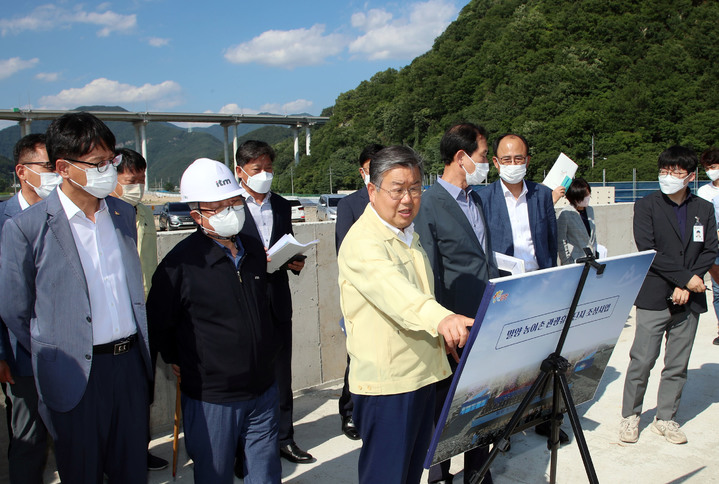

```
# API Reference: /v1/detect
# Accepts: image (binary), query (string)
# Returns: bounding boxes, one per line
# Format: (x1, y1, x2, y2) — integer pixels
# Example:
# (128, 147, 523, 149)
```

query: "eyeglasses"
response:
(497, 155, 528, 165)
(197, 199, 245, 215)
(22, 161, 53, 170)
(659, 169, 688, 178)
(64, 154, 122, 173)
(377, 185, 422, 200)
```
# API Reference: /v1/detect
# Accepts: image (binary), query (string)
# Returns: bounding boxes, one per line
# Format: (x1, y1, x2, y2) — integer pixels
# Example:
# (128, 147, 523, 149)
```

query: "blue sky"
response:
(0, 0, 467, 129)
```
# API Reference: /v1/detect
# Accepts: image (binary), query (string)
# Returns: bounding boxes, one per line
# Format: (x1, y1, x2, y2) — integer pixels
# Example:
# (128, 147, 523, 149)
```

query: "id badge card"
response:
(693, 218, 704, 242)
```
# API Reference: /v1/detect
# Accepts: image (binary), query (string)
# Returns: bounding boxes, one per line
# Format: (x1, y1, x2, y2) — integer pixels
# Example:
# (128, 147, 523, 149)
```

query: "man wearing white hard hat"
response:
(147, 158, 281, 484)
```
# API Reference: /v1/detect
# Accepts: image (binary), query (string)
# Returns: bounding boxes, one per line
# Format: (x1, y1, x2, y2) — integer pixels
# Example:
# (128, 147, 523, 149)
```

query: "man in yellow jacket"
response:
(338, 146, 474, 484)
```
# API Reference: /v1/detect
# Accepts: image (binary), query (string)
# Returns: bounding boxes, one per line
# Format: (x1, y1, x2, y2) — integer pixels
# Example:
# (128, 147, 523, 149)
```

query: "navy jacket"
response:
(478, 180, 558, 270)
(335, 187, 369, 253)
(0, 194, 33, 376)
(241, 193, 297, 324)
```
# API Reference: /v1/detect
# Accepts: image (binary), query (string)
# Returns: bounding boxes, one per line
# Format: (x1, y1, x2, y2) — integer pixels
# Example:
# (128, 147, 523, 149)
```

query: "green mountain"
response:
(271, 0, 719, 194)
(0, 106, 292, 190)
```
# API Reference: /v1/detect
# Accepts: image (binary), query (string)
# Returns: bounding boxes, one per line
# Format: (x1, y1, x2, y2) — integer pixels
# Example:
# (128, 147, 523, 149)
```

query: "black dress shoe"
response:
(535, 421, 569, 444)
(279, 442, 314, 464)
(147, 452, 168, 471)
(341, 416, 361, 440)
(713, 336, 719, 345)
(234, 457, 245, 479)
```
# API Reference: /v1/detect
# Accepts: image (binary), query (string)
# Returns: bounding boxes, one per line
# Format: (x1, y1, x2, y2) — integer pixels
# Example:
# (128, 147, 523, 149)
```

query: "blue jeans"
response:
(182, 384, 281, 484)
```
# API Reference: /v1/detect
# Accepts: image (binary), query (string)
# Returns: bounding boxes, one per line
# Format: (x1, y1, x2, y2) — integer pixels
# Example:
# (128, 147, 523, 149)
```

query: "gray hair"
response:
(370, 146, 424, 188)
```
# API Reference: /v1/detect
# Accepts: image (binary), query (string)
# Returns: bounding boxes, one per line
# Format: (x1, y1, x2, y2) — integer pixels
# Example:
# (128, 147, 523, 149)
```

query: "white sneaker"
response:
(651, 418, 687, 444)
(619, 415, 640, 443)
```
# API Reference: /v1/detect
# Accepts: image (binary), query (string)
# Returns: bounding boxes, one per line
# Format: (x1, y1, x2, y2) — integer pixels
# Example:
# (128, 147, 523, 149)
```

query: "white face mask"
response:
(576, 195, 591, 208)
(461, 151, 489, 185)
(67, 161, 118, 199)
(499, 164, 526, 185)
(361, 168, 371, 186)
(241, 167, 273, 194)
(659, 173, 689, 195)
(706, 169, 719, 182)
(25, 167, 62, 199)
(199, 206, 246, 238)
(118, 183, 144, 206)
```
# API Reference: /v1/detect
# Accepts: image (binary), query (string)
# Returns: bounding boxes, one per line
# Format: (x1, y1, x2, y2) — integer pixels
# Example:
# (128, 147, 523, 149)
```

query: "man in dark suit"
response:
(235, 140, 313, 467)
(0, 133, 58, 483)
(0, 112, 153, 483)
(478, 133, 557, 272)
(334, 143, 383, 441)
(478, 133, 564, 442)
(415, 123, 498, 484)
(620, 146, 717, 445)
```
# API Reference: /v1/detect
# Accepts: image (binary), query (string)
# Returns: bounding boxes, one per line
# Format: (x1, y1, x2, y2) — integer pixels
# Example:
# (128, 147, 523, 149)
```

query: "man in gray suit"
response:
(0, 112, 153, 483)
(0, 133, 59, 483)
(415, 123, 498, 484)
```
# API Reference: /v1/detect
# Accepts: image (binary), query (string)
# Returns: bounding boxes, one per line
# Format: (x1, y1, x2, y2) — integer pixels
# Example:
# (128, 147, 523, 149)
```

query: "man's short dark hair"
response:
(566, 178, 591, 207)
(700, 147, 719, 168)
(440, 123, 488, 165)
(45, 112, 116, 171)
(658, 146, 697, 173)
(13, 133, 47, 166)
(235, 140, 275, 168)
(115, 148, 147, 174)
(370, 146, 424, 187)
(359, 144, 384, 166)
(493, 133, 530, 156)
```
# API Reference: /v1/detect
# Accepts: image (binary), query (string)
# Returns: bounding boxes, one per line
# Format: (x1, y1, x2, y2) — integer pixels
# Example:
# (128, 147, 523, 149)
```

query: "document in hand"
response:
(542, 153, 578, 190)
(267, 234, 319, 273)
(494, 252, 525, 275)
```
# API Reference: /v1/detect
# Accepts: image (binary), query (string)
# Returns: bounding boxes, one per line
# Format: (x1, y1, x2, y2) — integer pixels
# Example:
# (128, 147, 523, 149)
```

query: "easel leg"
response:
(557, 373, 599, 484)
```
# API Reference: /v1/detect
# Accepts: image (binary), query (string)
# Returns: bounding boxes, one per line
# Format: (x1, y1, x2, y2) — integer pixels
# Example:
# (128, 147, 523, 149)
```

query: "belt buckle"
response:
(113, 339, 130, 355)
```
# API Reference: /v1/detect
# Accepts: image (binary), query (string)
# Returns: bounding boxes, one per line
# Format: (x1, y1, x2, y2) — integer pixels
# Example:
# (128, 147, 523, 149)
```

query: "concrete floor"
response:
(1, 306, 718, 483)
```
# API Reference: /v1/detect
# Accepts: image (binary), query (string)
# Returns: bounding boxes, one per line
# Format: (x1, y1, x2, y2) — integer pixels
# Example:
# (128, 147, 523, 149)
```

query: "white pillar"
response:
(293, 127, 300, 165)
(133, 121, 149, 192)
(222, 123, 231, 168)
(305, 124, 311, 156)
(20, 119, 31, 137)
(232, 123, 239, 177)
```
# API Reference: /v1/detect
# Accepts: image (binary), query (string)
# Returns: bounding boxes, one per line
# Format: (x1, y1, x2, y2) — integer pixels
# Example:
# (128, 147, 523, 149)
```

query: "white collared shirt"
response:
(17, 191, 30, 210)
(57, 189, 136, 344)
(500, 180, 539, 272)
(240, 187, 273, 248)
(370, 205, 415, 247)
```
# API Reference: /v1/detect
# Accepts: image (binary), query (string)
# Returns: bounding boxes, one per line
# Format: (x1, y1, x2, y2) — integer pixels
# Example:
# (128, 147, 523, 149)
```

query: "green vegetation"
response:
(270, 0, 719, 192)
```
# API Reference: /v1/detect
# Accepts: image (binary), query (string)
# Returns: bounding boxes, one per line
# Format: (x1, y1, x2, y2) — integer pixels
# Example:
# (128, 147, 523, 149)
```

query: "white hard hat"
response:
(180, 158, 243, 202)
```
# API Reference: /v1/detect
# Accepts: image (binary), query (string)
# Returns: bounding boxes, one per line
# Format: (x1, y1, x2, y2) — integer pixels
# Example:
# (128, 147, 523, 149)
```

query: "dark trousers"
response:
(38, 344, 149, 484)
(275, 320, 294, 445)
(338, 354, 353, 418)
(7, 375, 49, 484)
(429, 355, 492, 484)
(352, 384, 436, 484)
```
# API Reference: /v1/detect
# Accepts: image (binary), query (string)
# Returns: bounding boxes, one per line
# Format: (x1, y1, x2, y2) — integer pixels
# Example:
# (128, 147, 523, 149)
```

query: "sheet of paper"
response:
(494, 252, 525, 275)
(542, 153, 578, 190)
(267, 234, 318, 272)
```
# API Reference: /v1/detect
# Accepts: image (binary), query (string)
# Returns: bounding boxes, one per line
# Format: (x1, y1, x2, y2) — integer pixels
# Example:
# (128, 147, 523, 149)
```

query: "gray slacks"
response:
(622, 308, 699, 421)
(7, 375, 49, 484)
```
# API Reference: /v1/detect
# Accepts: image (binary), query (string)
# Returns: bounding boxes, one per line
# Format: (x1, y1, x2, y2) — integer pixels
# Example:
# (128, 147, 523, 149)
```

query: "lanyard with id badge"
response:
(693, 216, 704, 242)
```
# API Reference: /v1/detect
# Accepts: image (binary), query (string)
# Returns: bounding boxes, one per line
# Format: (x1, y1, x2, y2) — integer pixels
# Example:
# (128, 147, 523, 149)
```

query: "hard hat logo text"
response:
(216, 178, 232, 187)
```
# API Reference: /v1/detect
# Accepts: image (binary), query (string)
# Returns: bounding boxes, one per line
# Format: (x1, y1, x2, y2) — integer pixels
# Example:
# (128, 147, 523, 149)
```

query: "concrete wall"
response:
(149, 203, 636, 433)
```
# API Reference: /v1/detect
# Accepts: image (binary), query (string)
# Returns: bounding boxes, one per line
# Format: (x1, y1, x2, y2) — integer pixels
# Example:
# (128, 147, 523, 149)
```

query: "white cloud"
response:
(0, 4, 136, 37)
(349, 0, 458, 60)
(38, 78, 182, 110)
(260, 99, 313, 114)
(35, 72, 59, 82)
(148, 37, 169, 47)
(224, 24, 345, 69)
(0, 57, 39, 80)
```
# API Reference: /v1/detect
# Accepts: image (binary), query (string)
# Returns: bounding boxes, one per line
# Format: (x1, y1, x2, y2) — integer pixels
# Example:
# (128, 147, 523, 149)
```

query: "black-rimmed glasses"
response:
(497, 155, 528, 165)
(377, 185, 422, 200)
(64, 154, 122, 173)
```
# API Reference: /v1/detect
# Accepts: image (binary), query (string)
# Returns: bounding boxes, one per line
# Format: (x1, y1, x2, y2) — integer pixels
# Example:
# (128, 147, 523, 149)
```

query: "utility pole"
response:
(591, 134, 595, 169)
(329, 166, 333, 193)
(290, 166, 295, 196)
